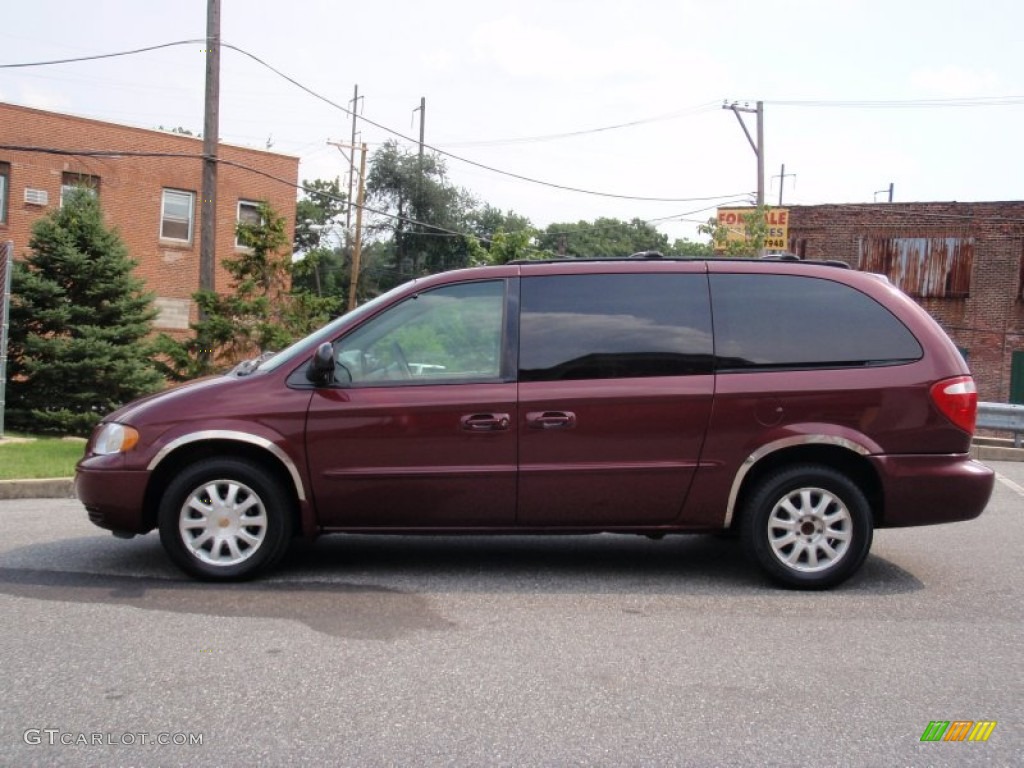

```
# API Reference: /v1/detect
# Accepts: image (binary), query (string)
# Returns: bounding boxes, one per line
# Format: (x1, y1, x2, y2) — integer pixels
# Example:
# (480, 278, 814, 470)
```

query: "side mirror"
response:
(306, 342, 336, 385)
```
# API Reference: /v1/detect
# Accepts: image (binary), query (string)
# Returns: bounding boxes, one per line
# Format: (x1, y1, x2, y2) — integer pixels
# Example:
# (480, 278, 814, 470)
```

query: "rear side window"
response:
(710, 274, 923, 370)
(519, 273, 713, 381)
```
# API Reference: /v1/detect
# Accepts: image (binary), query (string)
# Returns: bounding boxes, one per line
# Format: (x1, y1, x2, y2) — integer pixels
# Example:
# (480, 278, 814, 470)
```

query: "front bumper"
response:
(75, 463, 152, 535)
(870, 454, 995, 528)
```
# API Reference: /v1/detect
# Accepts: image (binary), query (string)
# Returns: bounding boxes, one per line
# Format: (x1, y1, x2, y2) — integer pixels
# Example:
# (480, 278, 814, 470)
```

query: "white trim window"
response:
(236, 199, 262, 247)
(0, 162, 9, 224)
(61, 172, 100, 206)
(161, 189, 195, 243)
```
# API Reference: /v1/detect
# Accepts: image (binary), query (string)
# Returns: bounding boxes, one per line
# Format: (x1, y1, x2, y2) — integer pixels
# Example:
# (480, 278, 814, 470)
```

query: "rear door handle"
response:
(461, 413, 511, 432)
(526, 411, 577, 430)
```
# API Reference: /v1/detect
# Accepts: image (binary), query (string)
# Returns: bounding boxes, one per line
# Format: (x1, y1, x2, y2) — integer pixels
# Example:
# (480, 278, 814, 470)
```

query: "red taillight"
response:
(930, 376, 978, 434)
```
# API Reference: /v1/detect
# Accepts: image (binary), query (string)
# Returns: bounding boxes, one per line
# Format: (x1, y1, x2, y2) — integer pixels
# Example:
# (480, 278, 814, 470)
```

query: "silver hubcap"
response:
(179, 480, 268, 567)
(767, 486, 853, 573)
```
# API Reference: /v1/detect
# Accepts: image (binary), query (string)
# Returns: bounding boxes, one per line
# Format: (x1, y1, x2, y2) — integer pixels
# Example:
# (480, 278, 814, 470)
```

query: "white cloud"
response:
(470, 14, 710, 83)
(909, 65, 1001, 97)
(17, 85, 73, 113)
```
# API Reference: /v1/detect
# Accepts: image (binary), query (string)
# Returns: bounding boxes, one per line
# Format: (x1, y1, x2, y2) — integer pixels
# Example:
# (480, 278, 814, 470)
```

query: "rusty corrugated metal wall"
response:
(858, 235, 974, 298)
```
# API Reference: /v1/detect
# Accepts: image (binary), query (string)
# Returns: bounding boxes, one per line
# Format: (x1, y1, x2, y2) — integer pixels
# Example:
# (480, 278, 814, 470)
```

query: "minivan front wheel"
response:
(741, 465, 873, 589)
(158, 458, 293, 580)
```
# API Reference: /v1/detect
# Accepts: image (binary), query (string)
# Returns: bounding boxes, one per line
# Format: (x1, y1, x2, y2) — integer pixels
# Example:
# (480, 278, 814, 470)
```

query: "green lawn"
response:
(0, 436, 85, 480)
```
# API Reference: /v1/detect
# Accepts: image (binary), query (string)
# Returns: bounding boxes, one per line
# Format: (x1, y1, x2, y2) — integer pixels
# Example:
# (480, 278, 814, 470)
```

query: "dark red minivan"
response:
(76, 258, 995, 588)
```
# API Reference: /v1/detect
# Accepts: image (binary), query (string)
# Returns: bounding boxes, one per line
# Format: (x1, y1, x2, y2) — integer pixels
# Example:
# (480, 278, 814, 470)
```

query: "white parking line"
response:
(996, 473, 1024, 497)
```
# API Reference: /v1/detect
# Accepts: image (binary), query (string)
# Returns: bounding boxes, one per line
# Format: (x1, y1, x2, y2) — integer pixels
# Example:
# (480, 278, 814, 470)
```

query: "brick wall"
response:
(0, 102, 299, 331)
(788, 202, 1024, 402)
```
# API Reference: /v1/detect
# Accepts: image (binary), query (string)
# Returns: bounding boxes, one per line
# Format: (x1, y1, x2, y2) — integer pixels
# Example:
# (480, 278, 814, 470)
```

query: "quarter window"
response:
(710, 274, 923, 370)
(334, 280, 506, 385)
(161, 189, 194, 242)
(519, 273, 714, 381)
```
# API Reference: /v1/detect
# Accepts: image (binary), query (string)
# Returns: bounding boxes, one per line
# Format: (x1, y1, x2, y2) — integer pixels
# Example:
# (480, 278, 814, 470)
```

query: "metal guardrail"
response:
(977, 402, 1024, 448)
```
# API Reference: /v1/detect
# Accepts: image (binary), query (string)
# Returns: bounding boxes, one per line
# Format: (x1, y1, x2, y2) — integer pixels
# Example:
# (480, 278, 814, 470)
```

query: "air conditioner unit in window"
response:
(24, 188, 49, 206)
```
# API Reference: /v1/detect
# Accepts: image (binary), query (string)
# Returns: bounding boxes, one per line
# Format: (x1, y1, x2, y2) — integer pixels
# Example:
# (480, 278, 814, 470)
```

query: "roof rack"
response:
(506, 255, 851, 269)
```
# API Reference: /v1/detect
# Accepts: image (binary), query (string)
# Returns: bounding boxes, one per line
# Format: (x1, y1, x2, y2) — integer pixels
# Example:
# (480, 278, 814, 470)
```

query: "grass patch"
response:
(0, 436, 85, 480)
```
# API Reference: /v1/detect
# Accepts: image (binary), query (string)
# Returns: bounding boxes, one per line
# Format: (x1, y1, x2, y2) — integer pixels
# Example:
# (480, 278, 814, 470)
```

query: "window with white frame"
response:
(236, 199, 262, 247)
(61, 172, 100, 206)
(161, 189, 194, 243)
(0, 162, 9, 224)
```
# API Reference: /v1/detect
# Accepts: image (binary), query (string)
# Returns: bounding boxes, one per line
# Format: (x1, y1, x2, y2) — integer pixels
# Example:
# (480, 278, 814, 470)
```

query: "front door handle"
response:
(461, 413, 511, 432)
(526, 411, 577, 430)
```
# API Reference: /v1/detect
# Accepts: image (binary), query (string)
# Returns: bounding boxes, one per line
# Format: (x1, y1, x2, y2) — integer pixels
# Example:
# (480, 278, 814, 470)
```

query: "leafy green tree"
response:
(697, 205, 770, 256)
(536, 217, 674, 258)
(366, 140, 477, 276)
(6, 189, 162, 434)
(292, 178, 347, 310)
(465, 205, 537, 264)
(154, 201, 335, 380)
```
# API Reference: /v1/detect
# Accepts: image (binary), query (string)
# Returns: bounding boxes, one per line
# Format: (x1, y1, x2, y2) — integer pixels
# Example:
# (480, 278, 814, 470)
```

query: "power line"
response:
(436, 103, 721, 148)
(765, 96, 1024, 108)
(215, 42, 747, 203)
(0, 40, 206, 68)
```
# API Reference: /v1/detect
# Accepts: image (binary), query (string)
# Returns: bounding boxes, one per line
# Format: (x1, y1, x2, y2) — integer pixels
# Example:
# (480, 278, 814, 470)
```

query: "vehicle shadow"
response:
(280, 533, 925, 596)
(0, 532, 924, 639)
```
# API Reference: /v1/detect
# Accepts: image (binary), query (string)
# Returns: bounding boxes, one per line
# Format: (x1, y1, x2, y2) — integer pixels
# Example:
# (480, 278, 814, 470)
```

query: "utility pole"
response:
(200, 0, 220, 298)
(723, 100, 764, 206)
(0, 241, 13, 438)
(874, 183, 894, 203)
(413, 97, 426, 163)
(773, 163, 796, 206)
(348, 143, 368, 312)
(345, 85, 363, 231)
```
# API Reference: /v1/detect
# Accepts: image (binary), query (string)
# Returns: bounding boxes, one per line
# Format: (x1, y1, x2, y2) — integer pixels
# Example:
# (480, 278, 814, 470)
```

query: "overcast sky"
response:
(2, 0, 1021, 243)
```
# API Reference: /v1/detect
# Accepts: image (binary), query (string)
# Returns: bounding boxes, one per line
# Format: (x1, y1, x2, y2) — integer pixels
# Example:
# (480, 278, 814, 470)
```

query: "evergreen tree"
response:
(7, 189, 162, 435)
(153, 201, 335, 380)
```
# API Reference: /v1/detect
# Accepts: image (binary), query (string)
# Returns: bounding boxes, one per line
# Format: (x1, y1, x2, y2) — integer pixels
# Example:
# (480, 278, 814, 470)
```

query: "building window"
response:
(161, 189, 194, 243)
(0, 162, 9, 224)
(858, 235, 974, 298)
(61, 172, 100, 206)
(1018, 243, 1024, 301)
(235, 199, 262, 247)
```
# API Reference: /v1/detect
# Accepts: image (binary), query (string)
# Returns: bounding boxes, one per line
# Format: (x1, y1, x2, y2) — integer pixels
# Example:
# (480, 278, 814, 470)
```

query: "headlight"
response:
(92, 423, 140, 455)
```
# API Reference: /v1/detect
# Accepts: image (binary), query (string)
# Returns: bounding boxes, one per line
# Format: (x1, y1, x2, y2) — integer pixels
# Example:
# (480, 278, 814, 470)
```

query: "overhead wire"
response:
(0, 39, 750, 204)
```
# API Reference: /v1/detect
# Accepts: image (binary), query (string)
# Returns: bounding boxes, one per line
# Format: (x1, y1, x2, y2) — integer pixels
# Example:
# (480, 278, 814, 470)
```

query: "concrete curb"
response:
(970, 445, 1024, 462)
(0, 478, 76, 500)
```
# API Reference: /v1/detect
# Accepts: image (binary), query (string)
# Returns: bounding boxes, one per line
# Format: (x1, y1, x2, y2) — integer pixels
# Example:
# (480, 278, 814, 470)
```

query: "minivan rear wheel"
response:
(741, 465, 873, 589)
(158, 458, 293, 580)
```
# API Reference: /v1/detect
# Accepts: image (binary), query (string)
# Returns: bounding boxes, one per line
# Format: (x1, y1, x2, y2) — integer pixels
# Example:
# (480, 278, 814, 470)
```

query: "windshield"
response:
(253, 280, 417, 374)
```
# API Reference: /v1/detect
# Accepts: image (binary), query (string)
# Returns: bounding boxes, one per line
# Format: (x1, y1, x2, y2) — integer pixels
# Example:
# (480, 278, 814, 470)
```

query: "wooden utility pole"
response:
(348, 143, 368, 312)
(200, 0, 220, 296)
(345, 85, 362, 231)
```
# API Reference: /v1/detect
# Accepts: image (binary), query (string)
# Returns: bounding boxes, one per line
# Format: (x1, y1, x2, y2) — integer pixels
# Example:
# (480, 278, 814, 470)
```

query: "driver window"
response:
(334, 280, 506, 385)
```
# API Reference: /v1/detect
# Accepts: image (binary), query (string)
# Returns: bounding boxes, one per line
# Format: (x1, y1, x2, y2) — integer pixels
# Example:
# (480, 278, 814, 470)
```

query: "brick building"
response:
(0, 102, 298, 332)
(786, 202, 1024, 403)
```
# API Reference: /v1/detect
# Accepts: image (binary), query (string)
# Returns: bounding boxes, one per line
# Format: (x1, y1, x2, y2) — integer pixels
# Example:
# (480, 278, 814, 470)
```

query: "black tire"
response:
(158, 458, 293, 581)
(740, 464, 873, 589)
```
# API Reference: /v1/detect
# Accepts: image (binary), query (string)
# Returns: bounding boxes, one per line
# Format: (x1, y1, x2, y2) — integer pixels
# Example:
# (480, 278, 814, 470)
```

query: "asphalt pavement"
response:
(0, 462, 1020, 767)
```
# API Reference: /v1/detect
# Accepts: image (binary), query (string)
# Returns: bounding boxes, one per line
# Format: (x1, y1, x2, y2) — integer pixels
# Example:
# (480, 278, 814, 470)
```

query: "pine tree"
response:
(6, 189, 162, 435)
(153, 200, 335, 380)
